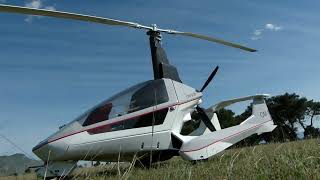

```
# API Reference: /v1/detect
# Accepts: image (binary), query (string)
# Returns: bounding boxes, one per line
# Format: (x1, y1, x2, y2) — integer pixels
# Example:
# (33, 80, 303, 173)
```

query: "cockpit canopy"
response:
(76, 79, 169, 126)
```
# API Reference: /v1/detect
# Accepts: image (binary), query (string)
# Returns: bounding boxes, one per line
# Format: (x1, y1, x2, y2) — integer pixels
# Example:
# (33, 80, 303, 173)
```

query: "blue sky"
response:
(0, 0, 320, 157)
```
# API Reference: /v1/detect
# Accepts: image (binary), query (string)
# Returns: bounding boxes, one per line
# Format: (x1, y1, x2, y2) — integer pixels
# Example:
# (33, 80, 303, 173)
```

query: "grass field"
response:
(1, 138, 319, 180)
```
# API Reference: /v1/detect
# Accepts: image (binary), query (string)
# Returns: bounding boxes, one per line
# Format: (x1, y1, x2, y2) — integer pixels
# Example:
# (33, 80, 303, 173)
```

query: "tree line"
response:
(213, 93, 320, 146)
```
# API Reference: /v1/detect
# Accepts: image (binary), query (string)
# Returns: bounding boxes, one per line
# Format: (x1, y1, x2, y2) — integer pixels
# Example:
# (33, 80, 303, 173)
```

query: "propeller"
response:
(192, 66, 220, 132)
(199, 66, 219, 92)
(0, 4, 257, 52)
(195, 106, 216, 131)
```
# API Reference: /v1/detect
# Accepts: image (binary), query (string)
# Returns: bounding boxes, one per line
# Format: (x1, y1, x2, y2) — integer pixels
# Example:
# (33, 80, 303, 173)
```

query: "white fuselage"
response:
(33, 79, 201, 162)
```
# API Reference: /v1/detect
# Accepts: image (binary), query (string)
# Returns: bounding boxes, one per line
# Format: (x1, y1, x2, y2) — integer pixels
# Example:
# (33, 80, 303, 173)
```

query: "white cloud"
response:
(265, 23, 282, 31)
(251, 29, 263, 40)
(253, 29, 263, 36)
(24, 0, 56, 23)
(251, 23, 283, 40)
(25, 0, 41, 9)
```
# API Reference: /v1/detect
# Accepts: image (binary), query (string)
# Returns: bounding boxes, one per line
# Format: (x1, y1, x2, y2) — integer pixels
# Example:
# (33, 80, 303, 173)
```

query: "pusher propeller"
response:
(192, 66, 221, 132)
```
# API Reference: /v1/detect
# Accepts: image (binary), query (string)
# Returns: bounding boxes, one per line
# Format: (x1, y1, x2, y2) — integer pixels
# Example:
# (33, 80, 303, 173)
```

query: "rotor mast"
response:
(147, 24, 182, 82)
(147, 25, 164, 80)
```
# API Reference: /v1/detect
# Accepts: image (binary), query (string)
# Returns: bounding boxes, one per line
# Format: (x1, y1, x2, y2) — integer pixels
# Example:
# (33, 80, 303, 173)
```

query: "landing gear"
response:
(136, 150, 179, 168)
(191, 158, 209, 165)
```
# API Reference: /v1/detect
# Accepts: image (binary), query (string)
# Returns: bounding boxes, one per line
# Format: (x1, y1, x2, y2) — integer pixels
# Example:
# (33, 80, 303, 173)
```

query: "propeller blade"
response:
(0, 4, 257, 52)
(159, 29, 257, 52)
(196, 106, 216, 132)
(200, 66, 219, 92)
(0, 4, 151, 30)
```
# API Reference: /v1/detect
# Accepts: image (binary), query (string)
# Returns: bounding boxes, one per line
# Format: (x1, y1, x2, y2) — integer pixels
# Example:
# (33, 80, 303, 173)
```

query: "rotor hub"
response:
(151, 24, 158, 31)
(147, 29, 162, 41)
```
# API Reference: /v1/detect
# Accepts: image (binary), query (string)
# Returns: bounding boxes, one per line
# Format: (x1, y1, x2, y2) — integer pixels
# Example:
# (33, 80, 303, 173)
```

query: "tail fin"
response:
(241, 96, 270, 124)
(241, 96, 276, 134)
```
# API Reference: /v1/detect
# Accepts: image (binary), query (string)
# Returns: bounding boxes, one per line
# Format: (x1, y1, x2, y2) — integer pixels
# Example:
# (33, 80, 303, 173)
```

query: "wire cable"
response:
(0, 133, 34, 159)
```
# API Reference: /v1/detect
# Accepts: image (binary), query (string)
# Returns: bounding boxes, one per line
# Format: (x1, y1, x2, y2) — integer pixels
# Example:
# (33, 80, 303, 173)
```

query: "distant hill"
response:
(0, 153, 41, 176)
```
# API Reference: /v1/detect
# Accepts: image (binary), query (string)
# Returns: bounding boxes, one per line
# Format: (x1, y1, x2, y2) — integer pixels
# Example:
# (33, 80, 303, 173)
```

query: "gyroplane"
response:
(0, 4, 276, 178)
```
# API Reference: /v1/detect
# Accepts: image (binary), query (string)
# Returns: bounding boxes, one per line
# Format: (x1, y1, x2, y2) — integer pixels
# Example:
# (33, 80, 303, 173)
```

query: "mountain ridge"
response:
(0, 153, 41, 176)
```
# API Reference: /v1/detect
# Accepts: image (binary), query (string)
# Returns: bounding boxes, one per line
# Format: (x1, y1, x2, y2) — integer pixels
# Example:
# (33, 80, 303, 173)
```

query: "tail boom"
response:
(178, 94, 276, 161)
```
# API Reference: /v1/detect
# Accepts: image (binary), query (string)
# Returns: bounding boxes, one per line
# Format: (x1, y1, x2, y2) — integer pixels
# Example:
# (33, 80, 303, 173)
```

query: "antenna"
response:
(150, 86, 157, 166)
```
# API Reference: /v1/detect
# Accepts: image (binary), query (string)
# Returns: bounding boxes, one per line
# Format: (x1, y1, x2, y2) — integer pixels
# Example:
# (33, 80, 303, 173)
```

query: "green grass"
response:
(2, 139, 320, 180)
(74, 139, 320, 180)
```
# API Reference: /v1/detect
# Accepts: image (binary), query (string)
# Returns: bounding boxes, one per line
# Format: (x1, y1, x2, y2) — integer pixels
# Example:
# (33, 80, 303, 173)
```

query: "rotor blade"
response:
(196, 106, 216, 132)
(159, 29, 257, 52)
(200, 66, 219, 92)
(0, 4, 257, 52)
(0, 4, 151, 30)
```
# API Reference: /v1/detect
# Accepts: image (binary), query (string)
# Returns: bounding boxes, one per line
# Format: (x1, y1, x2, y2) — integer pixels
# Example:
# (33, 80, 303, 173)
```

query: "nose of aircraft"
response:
(32, 139, 50, 161)
(33, 138, 68, 161)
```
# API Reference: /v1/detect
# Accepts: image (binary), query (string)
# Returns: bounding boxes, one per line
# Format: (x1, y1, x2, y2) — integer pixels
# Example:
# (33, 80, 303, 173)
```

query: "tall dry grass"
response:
(74, 139, 320, 180)
(1, 138, 319, 180)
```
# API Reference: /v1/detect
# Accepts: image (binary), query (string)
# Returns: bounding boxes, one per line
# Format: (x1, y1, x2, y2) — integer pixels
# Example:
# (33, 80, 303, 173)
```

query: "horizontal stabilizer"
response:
(206, 94, 270, 113)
